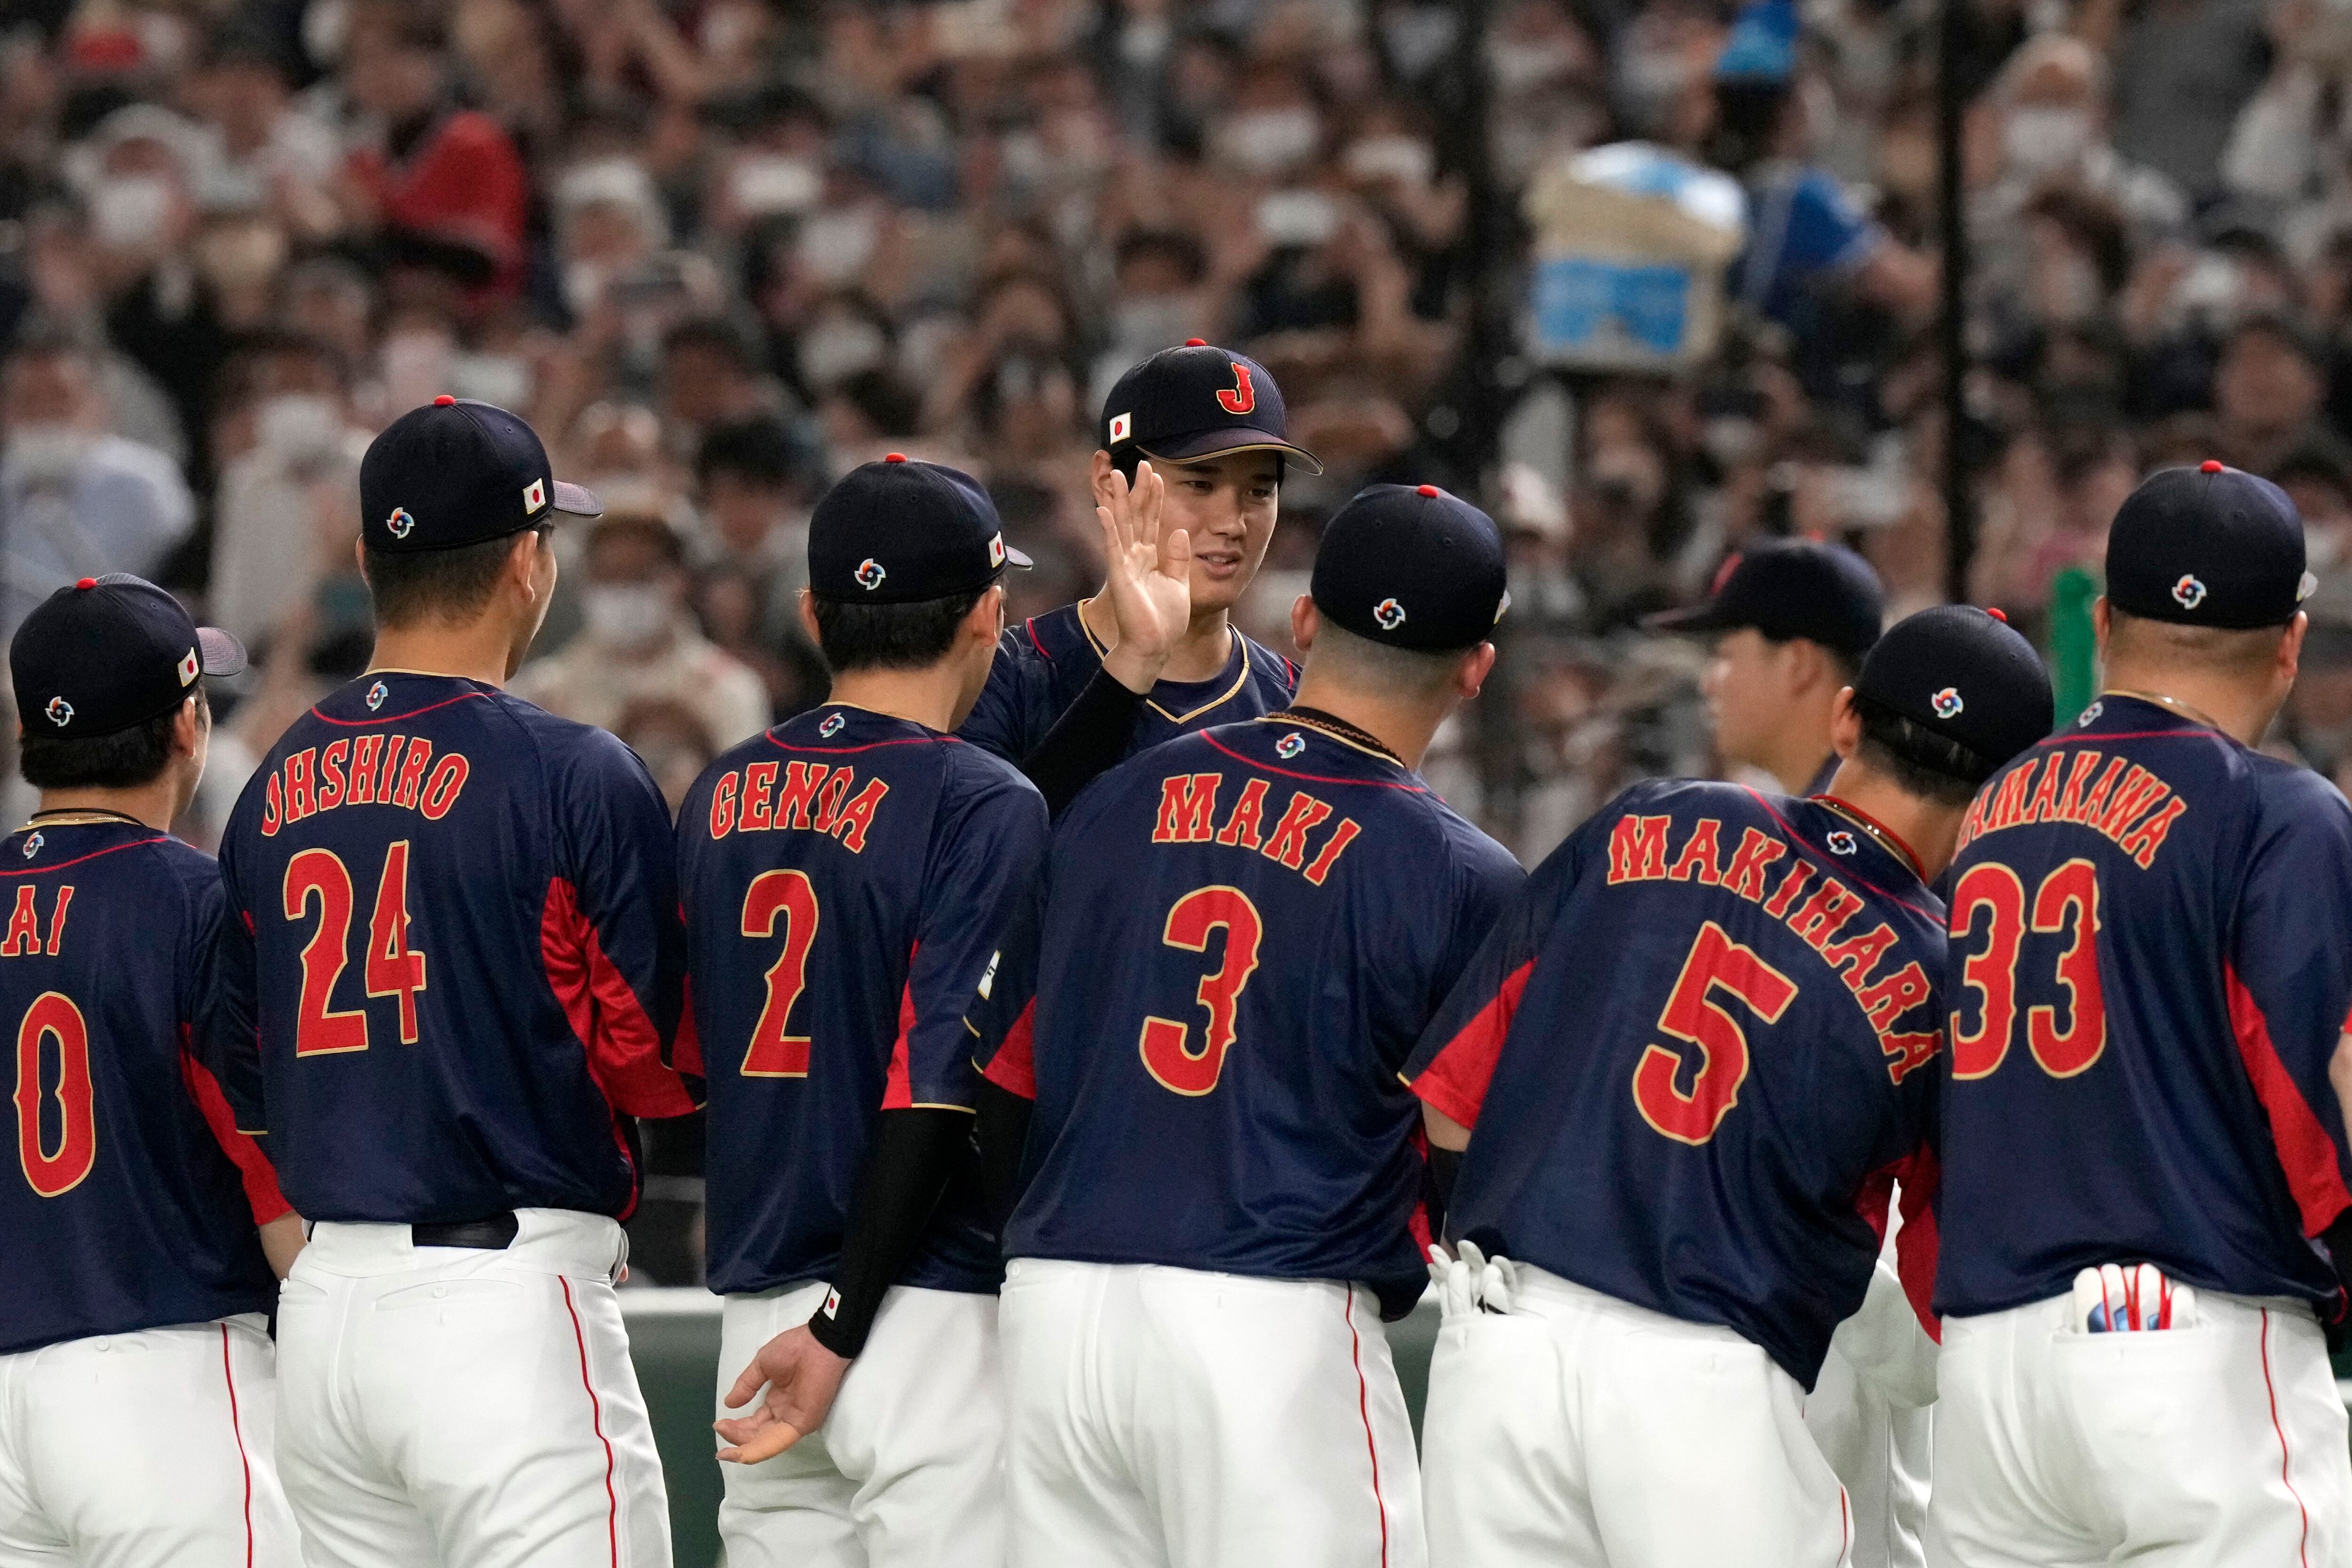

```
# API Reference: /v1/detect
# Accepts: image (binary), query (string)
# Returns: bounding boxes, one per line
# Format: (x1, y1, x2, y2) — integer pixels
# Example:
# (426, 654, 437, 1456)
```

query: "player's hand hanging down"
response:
(715, 1325, 851, 1465)
(1093, 460, 1190, 694)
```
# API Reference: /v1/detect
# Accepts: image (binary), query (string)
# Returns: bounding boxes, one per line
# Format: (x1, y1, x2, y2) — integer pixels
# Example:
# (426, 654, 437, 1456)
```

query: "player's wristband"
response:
(1020, 669, 1144, 818)
(806, 1107, 968, 1360)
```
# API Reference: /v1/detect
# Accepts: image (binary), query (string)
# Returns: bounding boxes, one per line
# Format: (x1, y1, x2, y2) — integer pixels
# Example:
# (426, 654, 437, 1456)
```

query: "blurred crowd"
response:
(12, 0, 2352, 1028)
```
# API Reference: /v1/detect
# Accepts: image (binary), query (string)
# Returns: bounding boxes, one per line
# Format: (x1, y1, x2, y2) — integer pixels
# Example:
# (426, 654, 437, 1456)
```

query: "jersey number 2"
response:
(13, 992, 94, 1198)
(1140, 886, 1264, 1096)
(1631, 921, 1798, 1146)
(282, 844, 428, 1055)
(1948, 858, 2105, 1080)
(741, 870, 819, 1077)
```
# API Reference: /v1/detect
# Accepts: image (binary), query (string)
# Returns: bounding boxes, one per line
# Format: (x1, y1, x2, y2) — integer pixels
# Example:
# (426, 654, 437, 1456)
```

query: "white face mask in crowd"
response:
(1110, 295, 1197, 355)
(256, 394, 342, 462)
(1344, 135, 1436, 189)
(89, 174, 175, 250)
(5, 424, 96, 486)
(2002, 106, 2094, 175)
(581, 583, 675, 649)
(1217, 108, 1321, 175)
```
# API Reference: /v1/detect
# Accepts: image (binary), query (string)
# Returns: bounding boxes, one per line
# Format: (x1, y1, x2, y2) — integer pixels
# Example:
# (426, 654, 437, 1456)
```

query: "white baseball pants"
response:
(0, 1314, 299, 1567)
(1927, 1286, 2352, 1567)
(275, 1208, 671, 1568)
(715, 1281, 1004, 1568)
(1420, 1265, 1853, 1568)
(1000, 1259, 1422, 1568)
(1807, 1260, 1937, 1568)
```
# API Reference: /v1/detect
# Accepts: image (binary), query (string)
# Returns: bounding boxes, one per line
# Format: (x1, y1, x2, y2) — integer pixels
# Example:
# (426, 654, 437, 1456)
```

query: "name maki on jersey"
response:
(705, 761, 890, 852)
(1953, 747, 2187, 869)
(1606, 812, 1939, 1084)
(259, 735, 472, 836)
(1148, 771, 1363, 886)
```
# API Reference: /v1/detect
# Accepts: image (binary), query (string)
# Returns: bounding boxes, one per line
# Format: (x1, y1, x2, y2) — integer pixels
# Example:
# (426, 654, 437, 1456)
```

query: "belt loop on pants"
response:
(411, 1213, 521, 1250)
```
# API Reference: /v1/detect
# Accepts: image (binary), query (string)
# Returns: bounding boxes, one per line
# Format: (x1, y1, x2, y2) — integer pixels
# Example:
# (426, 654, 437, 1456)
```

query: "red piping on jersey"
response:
(881, 952, 920, 1109)
(304, 691, 490, 727)
(979, 1001, 1038, 1100)
(0, 835, 165, 877)
(1836, 1489, 1850, 1566)
(1197, 730, 1426, 792)
(560, 1275, 621, 1568)
(2032, 726, 2227, 748)
(180, 1029, 293, 1225)
(1409, 958, 1535, 1131)
(220, 1324, 254, 1568)
(1343, 1289, 1391, 1568)
(2261, 1309, 2313, 1568)
(2225, 963, 2352, 1237)
(1023, 617, 1049, 657)
(766, 732, 947, 756)
(1739, 788, 1939, 922)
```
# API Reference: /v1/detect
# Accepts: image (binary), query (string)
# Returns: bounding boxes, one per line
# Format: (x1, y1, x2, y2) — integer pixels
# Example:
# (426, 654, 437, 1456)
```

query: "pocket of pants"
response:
(371, 1276, 524, 1313)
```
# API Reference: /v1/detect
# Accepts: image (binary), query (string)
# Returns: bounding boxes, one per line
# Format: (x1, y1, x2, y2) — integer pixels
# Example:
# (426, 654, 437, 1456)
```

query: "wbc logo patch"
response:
(2172, 574, 2207, 610)
(1374, 597, 1406, 631)
(366, 680, 388, 711)
(177, 647, 200, 687)
(385, 507, 416, 540)
(1108, 412, 1132, 444)
(1932, 687, 1964, 719)
(1276, 732, 1305, 759)
(1827, 831, 1857, 856)
(856, 558, 887, 591)
(44, 697, 72, 727)
(818, 712, 845, 738)
(22, 833, 42, 860)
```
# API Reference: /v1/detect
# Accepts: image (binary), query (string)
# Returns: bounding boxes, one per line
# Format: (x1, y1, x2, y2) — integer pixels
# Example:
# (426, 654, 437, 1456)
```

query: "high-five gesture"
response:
(1094, 461, 1191, 694)
(714, 1324, 851, 1465)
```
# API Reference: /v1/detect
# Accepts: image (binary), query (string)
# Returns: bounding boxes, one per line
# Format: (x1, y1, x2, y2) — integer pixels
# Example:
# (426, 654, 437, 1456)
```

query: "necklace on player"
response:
(24, 808, 151, 830)
(1815, 796, 1927, 881)
(1277, 706, 1405, 767)
(2102, 687, 2224, 732)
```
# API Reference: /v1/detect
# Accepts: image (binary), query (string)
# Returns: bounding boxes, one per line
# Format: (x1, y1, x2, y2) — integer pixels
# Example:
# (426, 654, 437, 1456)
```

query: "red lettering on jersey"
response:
(2090, 765, 2168, 840)
(43, 887, 71, 955)
(1881, 1030, 1940, 1085)
(1300, 818, 1361, 886)
(2051, 750, 2106, 822)
(261, 773, 283, 836)
(285, 748, 318, 821)
(1262, 791, 1334, 870)
(1856, 960, 1931, 1033)
(419, 755, 469, 820)
(2066, 755, 2127, 825)
(1152, 773, 1222, 844)
(709, 772, 740, 837)
(2024, 753, 2066, 824)
(1984, 763, 2037, 833)
(775, 761, 829, 830)
(1606, 815, 1673, 883)
(374, 738, 408, 804)
(830, 778, 890, 852)
(1217, 361, 1255, 414)
(1787, 879, 1865, 952)
(0, 887, 39, 955)
(810, 770, 853, 834)
(739, 761, 779, 830)
(2117, 795, 2187, 868)
(389, 738, 433, 809)
(1666, 818, 1724, 884)
(1720, 827, 1787, 902)
(318, 739, 350, 812)
(1215, 778, 1271, 850)
(1818, 921, 1898, 987)
(347, 734, 384, 804)
(1761, 858, 1816, 918)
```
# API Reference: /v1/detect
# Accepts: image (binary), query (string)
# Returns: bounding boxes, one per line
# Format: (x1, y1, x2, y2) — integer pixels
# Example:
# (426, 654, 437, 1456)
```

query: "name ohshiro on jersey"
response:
(256, 732, 472, 833)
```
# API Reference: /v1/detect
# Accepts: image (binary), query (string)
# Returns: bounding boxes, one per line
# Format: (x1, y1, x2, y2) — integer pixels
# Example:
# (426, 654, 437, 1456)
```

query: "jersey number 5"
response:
(13, 992, 94, 1198)
(282, 844, 428, 1055)
(1632, 921, 1798, 1146)
(1948, 858, 2105, 1081)
(741, 869, 819, 1077)
(1140, 886, 1264, 1096)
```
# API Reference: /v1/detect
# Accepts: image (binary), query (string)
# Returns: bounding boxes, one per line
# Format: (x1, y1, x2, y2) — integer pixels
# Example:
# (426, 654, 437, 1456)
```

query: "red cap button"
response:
(1416, 484, 1439, 497)
(1184, 338, 1207, 347)
(433, 394, 456, 406)
(883, 452, 907, 463)
(2201, 459, 2224, 473)
(1985, 606, 2008, 622)
(74, 577, 95, 590)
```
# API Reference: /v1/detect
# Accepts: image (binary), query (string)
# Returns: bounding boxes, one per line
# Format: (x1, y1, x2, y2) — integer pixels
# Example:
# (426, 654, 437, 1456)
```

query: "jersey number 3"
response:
(282, 844, 428, 1055)
(1140, 886, 1264, 1096)
(1632, 921, 1798, 1146)
(1948, 858, 2105, 1081)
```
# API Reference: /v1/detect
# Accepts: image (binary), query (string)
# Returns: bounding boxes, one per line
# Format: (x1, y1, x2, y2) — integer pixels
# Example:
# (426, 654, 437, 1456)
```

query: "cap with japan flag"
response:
(1098, 341, 1323, 475)
(360, 395, 603, 554)
(12, 573, 246, 740)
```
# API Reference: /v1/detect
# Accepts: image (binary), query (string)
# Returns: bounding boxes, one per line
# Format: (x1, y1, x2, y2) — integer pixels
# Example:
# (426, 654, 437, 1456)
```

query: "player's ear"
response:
(1089, 448, 1119, 509)
(1829, 686, 1863, 759)
(2091, 595, 2112, 656)
(795, 588, 822, 649)
(2280, 610, 2309, 685)
(1454, 642, 1498, 700)
(1290, 594, 1319, 652)
(966, 585, 1004, 644)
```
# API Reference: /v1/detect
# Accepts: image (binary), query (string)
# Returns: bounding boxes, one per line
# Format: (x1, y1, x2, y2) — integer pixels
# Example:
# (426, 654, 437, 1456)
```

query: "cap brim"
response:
(1642, 601, 1742, 634)
(1144, 430, 1325, 478)
(548, 480, 604, 518)
(197, 626, 248, 678)
(1003, 543, 1034, 570)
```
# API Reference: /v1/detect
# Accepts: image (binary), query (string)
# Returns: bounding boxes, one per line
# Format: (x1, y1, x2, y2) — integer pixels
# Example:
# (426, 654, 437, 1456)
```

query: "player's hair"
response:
(362, 526, 548, 630)
(1307, 619, 1471, 697)
(20, 686, 207, 791)
(2106, 605, 2289, 677)
(1851, 692, 1993, 808)
(810, 588, 988, 673)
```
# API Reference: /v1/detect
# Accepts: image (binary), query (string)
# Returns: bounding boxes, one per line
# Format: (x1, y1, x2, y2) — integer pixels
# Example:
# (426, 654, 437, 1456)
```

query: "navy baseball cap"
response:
(1646, 540, 1885, 659)
(1099, 341, 1324, 476)
(1855, 605, 2053, 774)
(360, 395, 602, 554)
(13, 573, 246, 740)
(808, 453, 1032, 604)
(2106, 461, 2314, 629)
(1312, 483, 1509, 652)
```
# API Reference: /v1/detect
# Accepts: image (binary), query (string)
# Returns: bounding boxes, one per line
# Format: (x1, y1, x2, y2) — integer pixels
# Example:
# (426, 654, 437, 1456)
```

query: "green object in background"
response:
(2048, 565, 2100, 727)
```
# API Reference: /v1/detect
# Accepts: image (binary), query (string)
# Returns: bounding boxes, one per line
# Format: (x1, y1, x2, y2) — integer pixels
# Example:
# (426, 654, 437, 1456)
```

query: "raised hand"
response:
(714, 1324, 851, 1465)
(1094, 461, 1191, 694)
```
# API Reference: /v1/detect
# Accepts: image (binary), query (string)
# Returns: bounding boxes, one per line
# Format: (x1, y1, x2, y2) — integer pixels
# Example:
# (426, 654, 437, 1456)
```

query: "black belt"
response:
(412, 1213, 519, 1250)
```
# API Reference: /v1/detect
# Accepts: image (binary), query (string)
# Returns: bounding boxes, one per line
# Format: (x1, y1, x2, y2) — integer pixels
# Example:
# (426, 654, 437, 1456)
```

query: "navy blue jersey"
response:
(976, 716, 1523, 1315)
(1937, 696, 2352, 1318)
(679, 705, 1047, 1297)
(0, 820, 288, 1356)
(215, 672, 701, 1224)
(1407, 781, 1944, 1387)
(956, 602, 1297, 764)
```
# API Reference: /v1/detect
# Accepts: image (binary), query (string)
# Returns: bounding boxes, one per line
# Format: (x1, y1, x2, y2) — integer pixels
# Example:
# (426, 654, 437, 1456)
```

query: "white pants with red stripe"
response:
(715, 1281, 1003, 1567)
(1420, 1266, 1853, 1568)
(276, 1209, 670, 1568)
(999, 1259, 1421, 1568)
(0, 1314, 298, 1566)
(1927, 1287, 2352, 1567)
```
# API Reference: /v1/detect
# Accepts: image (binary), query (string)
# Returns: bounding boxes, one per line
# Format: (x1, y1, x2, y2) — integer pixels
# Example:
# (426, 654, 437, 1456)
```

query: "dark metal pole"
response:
(1939, 0, 1974, 603)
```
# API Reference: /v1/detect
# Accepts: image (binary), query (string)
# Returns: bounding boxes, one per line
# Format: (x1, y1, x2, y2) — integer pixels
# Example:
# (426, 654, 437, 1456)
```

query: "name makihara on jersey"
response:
(214, 672, 702, 1223)
(974, 715, 1522, 1314)
(1938, 694, 2352, 1319)
(1407, 779, 1945, 1387)
(680, 704, 1048, 1297)
(0, 820, 287, 1355)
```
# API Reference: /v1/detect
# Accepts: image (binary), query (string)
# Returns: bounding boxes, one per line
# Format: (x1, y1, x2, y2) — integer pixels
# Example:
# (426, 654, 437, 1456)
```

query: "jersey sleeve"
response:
(966, 818, 1054, 1103)
(955, 630, 1041, 763)
(2225, 771, 2352, 1237)
(182, 853, 292, 1223)
(542, 730, 704, 1118)
(895, 762, 1050, 1110)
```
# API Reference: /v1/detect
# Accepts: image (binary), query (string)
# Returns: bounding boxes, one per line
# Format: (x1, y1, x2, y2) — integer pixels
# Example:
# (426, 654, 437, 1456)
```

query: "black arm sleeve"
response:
(805, 1107, 968, 1359)
(1427, 1145, 1462, 1239)
(977, 1077, 1036, 1236)
(2321, 1210, 2352, 1351)
(1020, 668, 1145, 818)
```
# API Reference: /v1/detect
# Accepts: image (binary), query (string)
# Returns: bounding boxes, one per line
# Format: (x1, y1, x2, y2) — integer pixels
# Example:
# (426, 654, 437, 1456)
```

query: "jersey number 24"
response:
(281, 844, 428, 1055)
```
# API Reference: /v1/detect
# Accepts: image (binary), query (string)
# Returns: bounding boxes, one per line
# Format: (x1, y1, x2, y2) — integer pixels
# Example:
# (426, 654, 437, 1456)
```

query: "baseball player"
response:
(0, 576, 299, 1566)
(958, 342, 1320, 805)
(1408, 606, 2055, 1568)
(1653, 540, 1886, 796)
(680, 455, 1047, 1565)
(973, 484, 1524, 1568)
(213, 397, 702, 1568)
(1931, 462, 2352, 1565)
